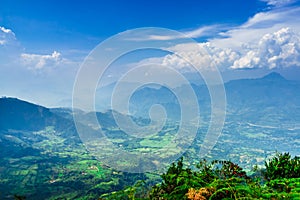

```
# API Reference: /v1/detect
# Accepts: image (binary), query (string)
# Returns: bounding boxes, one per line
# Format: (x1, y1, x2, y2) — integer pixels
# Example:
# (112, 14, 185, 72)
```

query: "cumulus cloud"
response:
(232, 27, 300, 69)
(134, 27, 300, 72)
(21, 51, 63, 70)
(132, 4, 300, 71)
(0, 25, 81, 107)
(1, 26, 74, 72)
(130, 42, 238, 73)
(202, 27, 299, 70)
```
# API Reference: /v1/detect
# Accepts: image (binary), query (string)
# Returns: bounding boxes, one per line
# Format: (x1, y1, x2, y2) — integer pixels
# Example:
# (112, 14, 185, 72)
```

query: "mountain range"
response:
(0, 72, 300, 199)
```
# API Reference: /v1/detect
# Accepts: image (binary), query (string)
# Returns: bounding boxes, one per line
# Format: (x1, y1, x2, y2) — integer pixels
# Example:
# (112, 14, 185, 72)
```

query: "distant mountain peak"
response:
(262, 72, 286, 81)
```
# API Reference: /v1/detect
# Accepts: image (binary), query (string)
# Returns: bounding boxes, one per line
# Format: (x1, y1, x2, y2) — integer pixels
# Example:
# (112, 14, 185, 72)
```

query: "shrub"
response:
(265, 152, 300, 180)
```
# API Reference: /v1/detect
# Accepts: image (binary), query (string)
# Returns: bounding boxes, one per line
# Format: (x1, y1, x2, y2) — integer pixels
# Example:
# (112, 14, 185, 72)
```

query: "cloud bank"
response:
(132, 5, 300, 71)
(232, 27, 300, 69)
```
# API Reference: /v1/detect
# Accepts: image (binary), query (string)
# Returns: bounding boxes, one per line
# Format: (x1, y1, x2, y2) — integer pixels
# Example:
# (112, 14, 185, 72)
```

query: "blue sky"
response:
(0, 0, 266, 51)
(1, 0, 300, 107)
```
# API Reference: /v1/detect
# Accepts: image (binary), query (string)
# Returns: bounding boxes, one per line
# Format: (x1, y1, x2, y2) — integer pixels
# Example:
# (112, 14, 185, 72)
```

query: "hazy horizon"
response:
(1, 0, 300, 107)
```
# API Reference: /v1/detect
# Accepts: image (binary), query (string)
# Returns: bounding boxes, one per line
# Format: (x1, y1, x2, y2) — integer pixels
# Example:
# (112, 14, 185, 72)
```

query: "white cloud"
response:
(0, 26, 17, 46)
(232, 27, 300, 69)
(156, 27, 300, 71)
(0, 26, 79, 107)
(261, 0, 296, 7)
(21, 51, 63, 70)
(130, 42, 237, 72)
(172, 24, 228, 40)
(125, 25, 227, 41)
(204, 43, 240, 70)
(132, 4, 300, 71)
(210, 7, 300, 49)
(0, 26, 21, 65)
(1, 26, 76, 72)
(0, 26, 14, 34)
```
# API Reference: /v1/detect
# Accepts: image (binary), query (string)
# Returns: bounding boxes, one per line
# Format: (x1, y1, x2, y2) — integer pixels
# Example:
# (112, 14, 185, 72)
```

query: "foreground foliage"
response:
(102, 152, 300, 199)
(265, 152, 300, 180)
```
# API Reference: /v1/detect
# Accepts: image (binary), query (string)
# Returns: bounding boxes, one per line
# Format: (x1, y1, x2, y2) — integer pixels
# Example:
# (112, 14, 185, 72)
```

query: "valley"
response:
(0, 73, 300, 199)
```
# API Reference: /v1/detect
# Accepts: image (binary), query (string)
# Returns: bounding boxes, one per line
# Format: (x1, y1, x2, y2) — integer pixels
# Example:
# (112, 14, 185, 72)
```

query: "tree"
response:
(265, 152, 300, 180)
(150, 157, 206, 199)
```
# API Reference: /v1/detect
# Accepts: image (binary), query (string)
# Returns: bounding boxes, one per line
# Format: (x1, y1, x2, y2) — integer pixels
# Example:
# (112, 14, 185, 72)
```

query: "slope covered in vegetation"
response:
(102, 152, 300, 200)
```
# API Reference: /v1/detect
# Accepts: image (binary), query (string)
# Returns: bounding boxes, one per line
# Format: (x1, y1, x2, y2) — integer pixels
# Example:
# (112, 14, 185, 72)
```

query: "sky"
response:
(1, 0, 300, 107)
